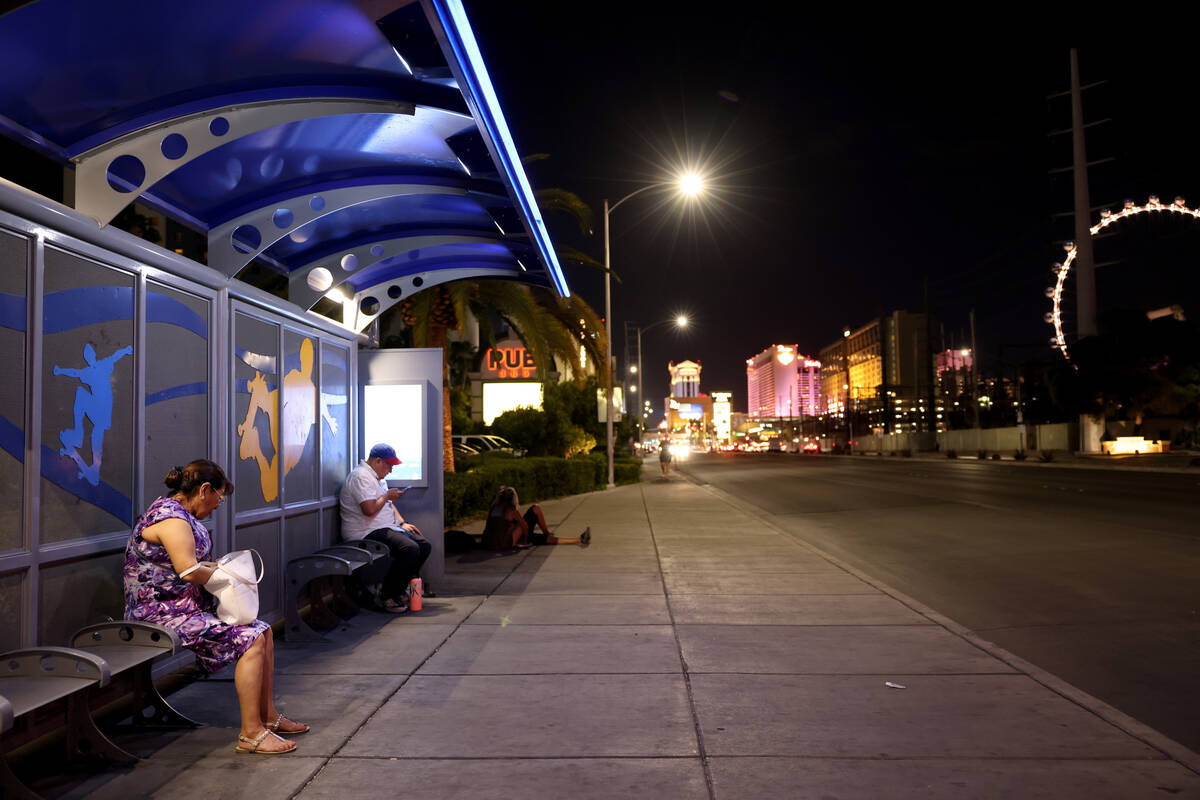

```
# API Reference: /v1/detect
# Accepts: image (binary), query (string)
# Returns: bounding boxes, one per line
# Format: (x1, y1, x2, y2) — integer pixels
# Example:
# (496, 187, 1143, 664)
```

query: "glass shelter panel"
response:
(320, 342, 350, 497)
(233, 312, 279, 511)
(144, 282, 210, 509)
(0, 229, 27, 552)
(0, 571, 23, 651)
(285, 511, 319, 563)
(38, 551, 124, 646)
(40, 247, 135, 541)
(282, 329, 318, 503)
(234, 518, 281, 619)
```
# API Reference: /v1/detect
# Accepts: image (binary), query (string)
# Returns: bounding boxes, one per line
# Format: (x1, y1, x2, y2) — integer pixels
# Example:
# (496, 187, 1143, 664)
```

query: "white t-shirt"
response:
(339, 460, 402, 540)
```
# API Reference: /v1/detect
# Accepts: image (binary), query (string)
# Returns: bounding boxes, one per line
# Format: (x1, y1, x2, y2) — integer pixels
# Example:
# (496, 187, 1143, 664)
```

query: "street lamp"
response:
(635, 314, 688, 444)
(602, 174, 704, 488)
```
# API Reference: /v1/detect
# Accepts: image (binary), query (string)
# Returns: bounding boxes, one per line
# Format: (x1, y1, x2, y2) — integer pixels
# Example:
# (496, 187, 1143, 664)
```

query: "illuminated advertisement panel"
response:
(363, 383, 426, 484)
(483, 381, 543, 425)
(712, 392, 731, 440)
(677, 403, 703, 420)
(596, 387, 624, 422)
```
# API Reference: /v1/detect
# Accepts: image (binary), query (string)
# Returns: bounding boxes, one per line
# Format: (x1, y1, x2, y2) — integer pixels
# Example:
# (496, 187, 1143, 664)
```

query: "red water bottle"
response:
(408, 577, 423, 611)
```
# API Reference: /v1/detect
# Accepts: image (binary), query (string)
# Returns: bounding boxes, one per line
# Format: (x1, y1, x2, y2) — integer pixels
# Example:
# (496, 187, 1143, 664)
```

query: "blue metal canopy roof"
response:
(0, 0, 567, 330)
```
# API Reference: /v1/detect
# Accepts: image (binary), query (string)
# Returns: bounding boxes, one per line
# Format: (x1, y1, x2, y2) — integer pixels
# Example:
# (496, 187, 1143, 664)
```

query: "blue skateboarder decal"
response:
(53, 343, 132, 486)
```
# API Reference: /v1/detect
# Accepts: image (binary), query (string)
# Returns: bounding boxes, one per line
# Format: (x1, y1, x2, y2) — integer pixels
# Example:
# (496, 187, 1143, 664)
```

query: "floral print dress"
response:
(123, 496, 268, 673)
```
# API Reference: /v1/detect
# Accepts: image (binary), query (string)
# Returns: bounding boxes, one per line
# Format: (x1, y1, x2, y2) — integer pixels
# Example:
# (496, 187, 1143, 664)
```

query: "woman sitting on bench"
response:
(482, 485, 591, 551)
(123, 459, 308, 755)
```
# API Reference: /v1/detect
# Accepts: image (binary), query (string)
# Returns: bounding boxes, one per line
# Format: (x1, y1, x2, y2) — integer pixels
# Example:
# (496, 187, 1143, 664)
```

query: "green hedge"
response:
(444, 453, 642, 524)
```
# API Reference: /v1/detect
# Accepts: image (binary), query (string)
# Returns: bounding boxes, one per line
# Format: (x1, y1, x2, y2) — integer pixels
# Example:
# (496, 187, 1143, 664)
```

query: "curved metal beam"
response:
(71, 97, 413, 227)
(288, 234, 499, 310)
(206, 183, 465, 276)
(344, 265, 526, 333)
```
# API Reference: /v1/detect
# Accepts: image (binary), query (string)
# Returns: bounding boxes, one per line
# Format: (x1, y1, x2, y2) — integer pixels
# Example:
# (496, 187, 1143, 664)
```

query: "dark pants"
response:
(365, 527, 432, 601)
(523, 507, 547, 546)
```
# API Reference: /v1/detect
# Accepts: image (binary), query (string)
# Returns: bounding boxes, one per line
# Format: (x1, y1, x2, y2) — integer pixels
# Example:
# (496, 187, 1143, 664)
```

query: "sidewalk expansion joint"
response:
(641, 480, 720, 800)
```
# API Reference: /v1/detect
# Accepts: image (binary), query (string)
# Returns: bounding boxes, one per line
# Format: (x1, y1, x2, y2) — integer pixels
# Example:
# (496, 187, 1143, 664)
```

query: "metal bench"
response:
(70, 621, 198, 729)
(283, 540, 392, 641)
(0, 646, 131, 800)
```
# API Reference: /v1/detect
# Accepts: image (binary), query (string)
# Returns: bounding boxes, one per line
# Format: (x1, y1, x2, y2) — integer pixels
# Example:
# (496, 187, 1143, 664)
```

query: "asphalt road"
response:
(675, 452, 1200, 755)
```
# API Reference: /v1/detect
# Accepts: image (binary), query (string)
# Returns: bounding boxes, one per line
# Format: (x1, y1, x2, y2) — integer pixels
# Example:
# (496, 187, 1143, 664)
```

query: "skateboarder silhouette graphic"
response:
(53, 343, 132, 486)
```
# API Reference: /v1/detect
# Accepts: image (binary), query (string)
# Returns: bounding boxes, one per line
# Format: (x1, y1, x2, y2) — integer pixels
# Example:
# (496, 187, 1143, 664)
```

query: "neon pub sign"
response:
(484, 344, 537, 379)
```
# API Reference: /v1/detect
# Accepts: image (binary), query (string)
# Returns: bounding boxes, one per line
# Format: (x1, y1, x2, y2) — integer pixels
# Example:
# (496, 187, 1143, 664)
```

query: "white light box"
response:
(362, 382, 426, 485)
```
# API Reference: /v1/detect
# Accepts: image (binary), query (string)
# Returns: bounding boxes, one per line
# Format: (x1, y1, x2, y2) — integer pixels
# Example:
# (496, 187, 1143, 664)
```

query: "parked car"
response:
(453, 434, 523, 456)
(452, 441, 482, 459)
(802, 440, 820, 453)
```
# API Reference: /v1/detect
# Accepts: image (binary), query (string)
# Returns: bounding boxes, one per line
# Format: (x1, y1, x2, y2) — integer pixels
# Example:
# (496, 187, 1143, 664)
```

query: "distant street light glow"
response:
(679, 172, 704, 196)
(676, 315, 689, 327)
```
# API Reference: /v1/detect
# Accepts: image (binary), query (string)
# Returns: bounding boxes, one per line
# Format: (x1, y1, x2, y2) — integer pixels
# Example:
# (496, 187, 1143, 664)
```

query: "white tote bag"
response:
(183, 550, 264, 625)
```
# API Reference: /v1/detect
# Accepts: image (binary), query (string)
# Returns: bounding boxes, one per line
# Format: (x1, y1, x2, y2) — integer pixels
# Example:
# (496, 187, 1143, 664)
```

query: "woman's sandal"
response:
(266, 712, 310, 735)
(235, 729, 296, 754)
(580, 527, 591, 544)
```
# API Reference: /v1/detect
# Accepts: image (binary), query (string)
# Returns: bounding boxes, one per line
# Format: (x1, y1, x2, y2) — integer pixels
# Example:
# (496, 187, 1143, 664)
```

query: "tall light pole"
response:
(636, 314, 688, 442)
(602, 174, 704, 488)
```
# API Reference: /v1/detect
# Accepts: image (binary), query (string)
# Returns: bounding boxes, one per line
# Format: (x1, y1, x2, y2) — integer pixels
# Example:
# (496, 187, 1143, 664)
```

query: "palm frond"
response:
(534, 188, 595, 235)
(556, 245, 620, 284)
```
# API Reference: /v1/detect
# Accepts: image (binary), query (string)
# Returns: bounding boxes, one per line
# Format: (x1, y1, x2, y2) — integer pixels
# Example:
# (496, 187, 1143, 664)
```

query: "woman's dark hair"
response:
(164, 459, 234, 498)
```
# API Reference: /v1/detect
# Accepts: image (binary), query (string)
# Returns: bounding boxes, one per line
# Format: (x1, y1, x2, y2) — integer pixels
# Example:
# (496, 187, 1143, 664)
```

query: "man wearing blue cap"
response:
(339, 443, 431, 612)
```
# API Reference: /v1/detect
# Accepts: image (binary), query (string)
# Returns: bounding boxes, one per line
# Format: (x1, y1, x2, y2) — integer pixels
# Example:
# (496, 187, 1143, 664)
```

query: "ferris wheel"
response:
(1045, 195, 1200, 359)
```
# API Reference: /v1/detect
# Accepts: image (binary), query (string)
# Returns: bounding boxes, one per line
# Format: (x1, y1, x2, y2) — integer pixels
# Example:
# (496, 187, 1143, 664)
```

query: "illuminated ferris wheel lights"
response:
(1048, 194, 1200, 361)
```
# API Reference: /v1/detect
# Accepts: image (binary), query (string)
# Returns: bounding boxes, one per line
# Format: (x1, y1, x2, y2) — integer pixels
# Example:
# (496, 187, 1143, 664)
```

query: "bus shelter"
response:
(0, 0, 567, 651)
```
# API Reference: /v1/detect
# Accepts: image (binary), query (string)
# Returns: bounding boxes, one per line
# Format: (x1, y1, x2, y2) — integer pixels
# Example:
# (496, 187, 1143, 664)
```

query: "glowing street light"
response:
(602, 173, 705, 488)
(632, 313, 689, 446)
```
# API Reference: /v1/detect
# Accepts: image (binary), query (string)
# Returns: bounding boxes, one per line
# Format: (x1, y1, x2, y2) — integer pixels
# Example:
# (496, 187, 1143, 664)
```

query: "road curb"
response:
(684, 471, 1200, 777)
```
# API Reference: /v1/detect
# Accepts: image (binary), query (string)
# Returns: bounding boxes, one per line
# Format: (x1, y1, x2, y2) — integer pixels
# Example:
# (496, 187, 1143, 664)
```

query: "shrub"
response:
(1039, 450, 1055, 462)
(564, 426, 597, 458)
(946, 449, 957, 459)
(901, 449, 912, 458)
(444, 453, 641, 524)
(977, 450, 988, 460)
(991, 453, 1001, 460)
(1014, 449, 1028, 461)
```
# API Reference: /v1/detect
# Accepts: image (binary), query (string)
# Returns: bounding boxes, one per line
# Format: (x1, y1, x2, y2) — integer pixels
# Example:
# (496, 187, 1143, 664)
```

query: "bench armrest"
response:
(347, 539, 390, 561)
(71, 621, 182, 654)
(285, 554, 353, 580)
(0, 647, 111, 686)
(317, 545, 370, 566)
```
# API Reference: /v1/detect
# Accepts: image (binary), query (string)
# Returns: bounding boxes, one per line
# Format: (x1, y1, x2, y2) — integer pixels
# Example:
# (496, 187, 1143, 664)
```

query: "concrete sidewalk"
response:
(40, 467, 1200, 799)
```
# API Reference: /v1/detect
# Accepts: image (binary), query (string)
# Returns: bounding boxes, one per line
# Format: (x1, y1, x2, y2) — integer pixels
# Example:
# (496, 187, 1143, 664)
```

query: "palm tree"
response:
(393, 181, 612, 472)
(397, 280, 608, 472)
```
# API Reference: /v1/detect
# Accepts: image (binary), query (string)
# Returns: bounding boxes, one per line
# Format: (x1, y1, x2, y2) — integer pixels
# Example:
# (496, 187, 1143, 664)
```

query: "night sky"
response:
(463, 8, 1200, 416)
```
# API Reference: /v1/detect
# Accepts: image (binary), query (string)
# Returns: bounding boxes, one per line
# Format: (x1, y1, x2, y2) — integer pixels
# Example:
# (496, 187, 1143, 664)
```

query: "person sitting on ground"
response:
(124, 460, 307, 755)
(482, 486, 590, 551)
(339, 443, 431, 613)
